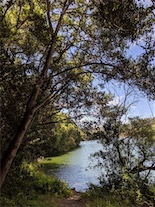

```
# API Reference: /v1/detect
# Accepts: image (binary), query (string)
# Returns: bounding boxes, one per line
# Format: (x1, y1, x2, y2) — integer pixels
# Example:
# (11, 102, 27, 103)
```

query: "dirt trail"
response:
(59, 191, 86, 207)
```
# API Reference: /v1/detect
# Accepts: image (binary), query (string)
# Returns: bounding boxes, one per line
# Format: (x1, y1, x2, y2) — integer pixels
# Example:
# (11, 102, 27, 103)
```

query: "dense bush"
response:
(88, 117, 155, 207)
(0, 162, 72, 207)
(84, 183, 155, 207)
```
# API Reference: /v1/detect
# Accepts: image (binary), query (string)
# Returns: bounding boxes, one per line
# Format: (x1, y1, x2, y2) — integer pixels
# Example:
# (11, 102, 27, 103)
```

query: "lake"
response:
(47, 140, 103, 192)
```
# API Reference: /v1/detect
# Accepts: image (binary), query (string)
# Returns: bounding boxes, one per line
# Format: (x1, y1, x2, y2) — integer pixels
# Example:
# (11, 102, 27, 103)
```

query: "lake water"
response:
(45, 139, 155, 192)
(47, 140, 103, 192)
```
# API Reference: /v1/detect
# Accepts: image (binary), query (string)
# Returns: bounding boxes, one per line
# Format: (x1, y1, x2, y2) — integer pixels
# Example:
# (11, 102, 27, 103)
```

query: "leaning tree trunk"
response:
(0, 0, 69, 189)
(0, 109, 36, 189)
(0, 39, 56, 189)
(0, 43, 57, 189)
(0, 33, 56, 189)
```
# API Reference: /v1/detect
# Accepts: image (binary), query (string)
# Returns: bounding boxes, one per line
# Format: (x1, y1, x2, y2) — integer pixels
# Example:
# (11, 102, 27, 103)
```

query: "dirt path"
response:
(59, 191, 86, 207)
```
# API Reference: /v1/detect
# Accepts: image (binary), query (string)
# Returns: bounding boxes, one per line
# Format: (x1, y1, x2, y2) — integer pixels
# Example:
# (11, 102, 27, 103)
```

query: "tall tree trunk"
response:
(0, 110, 35, 189)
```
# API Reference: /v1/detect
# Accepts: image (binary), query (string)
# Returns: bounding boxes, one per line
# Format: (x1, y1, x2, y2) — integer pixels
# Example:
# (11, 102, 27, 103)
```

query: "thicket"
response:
(88, 116, 155, 207)
(1, 106, 84, 205)
(0, 162, 72, 207)
(84, 183, 155, 207)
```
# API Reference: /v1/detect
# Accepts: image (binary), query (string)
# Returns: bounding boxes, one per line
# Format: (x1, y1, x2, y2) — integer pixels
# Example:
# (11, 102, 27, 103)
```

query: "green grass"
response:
(1, 162, 72, 207)
(39, 156, 67, 164)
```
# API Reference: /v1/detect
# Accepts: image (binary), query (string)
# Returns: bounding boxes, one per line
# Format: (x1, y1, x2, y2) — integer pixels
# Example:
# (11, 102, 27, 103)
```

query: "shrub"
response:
(1, 162, 72, 207)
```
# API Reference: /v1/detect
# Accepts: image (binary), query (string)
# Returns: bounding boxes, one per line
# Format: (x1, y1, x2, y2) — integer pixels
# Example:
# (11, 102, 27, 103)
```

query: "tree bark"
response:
(0, 109, 35, 189)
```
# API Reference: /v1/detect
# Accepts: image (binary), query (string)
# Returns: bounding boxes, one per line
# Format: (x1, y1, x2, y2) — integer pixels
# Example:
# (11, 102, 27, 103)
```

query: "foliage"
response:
(83, 185, 136, 207)
(1, 0, 155, 191)
(0, 162, 72, 207)
(84, 183, 155, 207)
(0, 192, 63, 207)
(22, 110, 85, 160)
(92, 0, 155, 99)
(91, 116, 155, 206)
(121, 117, 155, 140)
(1, 101, 84, 201)
(92, 0, 154, 39)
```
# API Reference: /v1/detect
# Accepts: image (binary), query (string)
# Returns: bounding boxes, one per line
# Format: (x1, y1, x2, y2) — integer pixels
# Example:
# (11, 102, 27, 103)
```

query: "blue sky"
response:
(122, 0, 155, 119)
(106, 81, 155, 119)
(127, 33, 155, 117)
(126, 51, 154, 119)
(93, 44, 155, 120)
(108, 43, 155, 119)
(97, 42, 155, 120)
(129, 98, 154, 118)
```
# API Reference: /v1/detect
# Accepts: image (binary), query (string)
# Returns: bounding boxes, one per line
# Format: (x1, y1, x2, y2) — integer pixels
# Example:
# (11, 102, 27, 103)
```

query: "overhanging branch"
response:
(130, 164, 155, 174)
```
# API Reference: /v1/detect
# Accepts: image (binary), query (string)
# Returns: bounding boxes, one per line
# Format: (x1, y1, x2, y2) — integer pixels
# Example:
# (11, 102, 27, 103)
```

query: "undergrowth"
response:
(82, 184, 155, 207)
(0, 162, 72, 207)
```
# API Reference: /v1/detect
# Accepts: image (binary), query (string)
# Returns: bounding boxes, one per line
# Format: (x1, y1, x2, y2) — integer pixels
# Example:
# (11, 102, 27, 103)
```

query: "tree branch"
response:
(53, 43, 74, 64)
(130, 164, 155, 174)
(46, 0, 53, 36)
(41, 0, 71, 80)
(52, 61, 117, 78)
(53, 0, 70, 38)
(33, 81, 70, 112)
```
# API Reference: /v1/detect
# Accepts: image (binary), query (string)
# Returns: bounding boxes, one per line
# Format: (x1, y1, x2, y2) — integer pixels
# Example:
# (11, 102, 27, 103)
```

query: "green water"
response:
(44, 140, 103, 192)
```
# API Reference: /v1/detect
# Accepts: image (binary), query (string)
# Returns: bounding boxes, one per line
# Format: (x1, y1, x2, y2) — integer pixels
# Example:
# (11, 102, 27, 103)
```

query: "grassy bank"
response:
(0, 162, 72, 207)
(1, 159, 154, 207)
(38, 158, 155, 207)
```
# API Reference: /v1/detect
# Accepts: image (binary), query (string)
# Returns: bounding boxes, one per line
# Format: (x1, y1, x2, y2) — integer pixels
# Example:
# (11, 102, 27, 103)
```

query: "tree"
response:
(92, 111, 155, 204)
(1, 0, 93, 187)
(92, 0, 155, 99)
(25, 110, 85, 157)
(1, 0, 155, 189)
